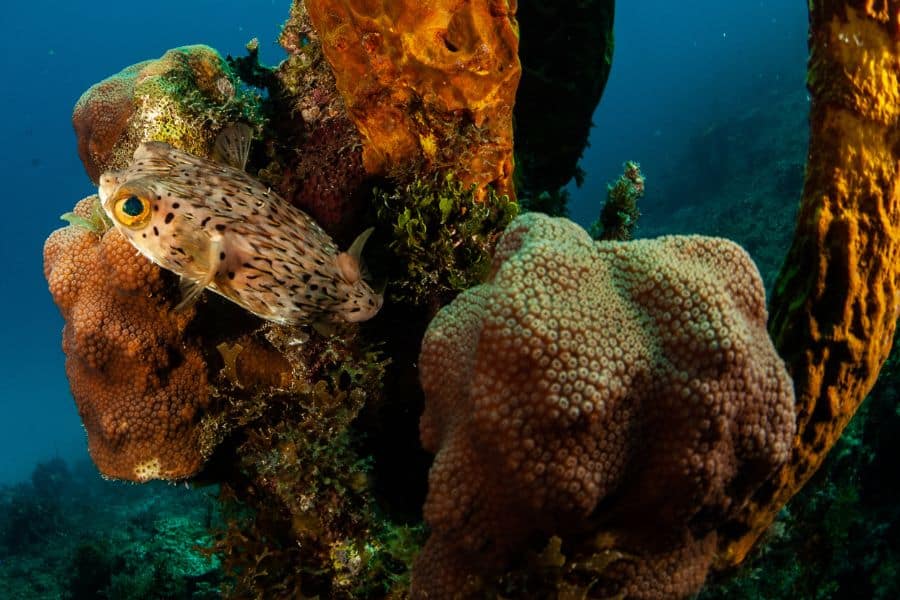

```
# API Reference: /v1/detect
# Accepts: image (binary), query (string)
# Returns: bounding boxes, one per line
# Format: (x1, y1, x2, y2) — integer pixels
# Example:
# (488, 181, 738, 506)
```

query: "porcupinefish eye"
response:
(113, 194, 151, 228)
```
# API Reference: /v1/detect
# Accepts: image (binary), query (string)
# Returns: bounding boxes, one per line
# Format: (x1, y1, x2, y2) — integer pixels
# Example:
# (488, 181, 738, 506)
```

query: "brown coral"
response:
(73, 45, 260, 183)
(44, 197, 209, 481)
(303, 0, 520, 196)
(413, 213, 795, 598)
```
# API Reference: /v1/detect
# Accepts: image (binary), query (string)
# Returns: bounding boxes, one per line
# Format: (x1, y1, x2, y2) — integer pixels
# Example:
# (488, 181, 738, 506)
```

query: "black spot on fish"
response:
(165, 213, 175, 224)
(221, 197, 232, 208)
(201, 216, 211, 226)
(301, 273, 312, 283)
(351, 307, 361, 313)
(174, 247, 186, 255)
(142, 233, 147, 238)
(156, 194, 162, 201)
(247, 274, 260, 280)
(153, 204, 159, 212)
(153, 226, 159, 236)
(215, 224, 226, 232)
(228, 272, 235, 280)
(309, 284, 319, 291)
(220, 252, 226, 260)
(172, 202, 180, 209)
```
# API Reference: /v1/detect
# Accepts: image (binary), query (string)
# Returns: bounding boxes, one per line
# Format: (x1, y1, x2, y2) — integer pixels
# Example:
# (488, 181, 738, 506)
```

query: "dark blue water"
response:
(0, 1, 808, 484)
(0, 0, 287, 483)
(568, 2, 808, 227)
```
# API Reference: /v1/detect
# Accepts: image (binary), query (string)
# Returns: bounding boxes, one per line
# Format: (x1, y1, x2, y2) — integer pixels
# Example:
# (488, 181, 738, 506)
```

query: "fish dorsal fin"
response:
(337, 227, 374, 284)
(213, 123, 254, 170)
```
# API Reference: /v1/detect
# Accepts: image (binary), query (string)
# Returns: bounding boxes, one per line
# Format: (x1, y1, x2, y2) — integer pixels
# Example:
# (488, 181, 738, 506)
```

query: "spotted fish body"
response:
(98, 141, 382, 324)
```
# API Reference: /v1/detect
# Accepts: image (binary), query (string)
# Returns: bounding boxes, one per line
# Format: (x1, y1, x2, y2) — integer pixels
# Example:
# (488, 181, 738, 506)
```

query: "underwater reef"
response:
(0, 458, 220, 599)
(39, 0, 900, 598)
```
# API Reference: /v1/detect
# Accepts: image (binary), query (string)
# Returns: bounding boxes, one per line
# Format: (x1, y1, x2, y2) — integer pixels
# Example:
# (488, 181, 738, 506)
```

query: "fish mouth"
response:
(342, 292, 384, 323)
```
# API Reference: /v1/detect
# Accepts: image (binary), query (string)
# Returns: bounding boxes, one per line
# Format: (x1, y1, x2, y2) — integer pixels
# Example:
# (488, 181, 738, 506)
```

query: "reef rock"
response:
(72, 45, 261, 183)
(413, 213, 795, 598)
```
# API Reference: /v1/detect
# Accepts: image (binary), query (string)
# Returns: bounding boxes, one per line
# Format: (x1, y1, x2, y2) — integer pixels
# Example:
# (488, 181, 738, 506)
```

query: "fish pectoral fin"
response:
(175, 277, 208, 312)
(174, 234, 224, 312)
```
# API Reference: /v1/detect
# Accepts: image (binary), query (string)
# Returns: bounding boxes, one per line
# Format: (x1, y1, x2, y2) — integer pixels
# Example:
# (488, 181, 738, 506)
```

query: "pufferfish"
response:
(97, 125, 382, 325)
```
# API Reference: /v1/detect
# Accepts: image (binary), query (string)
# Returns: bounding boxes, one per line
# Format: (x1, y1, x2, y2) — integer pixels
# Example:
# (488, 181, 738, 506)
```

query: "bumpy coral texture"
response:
(413, 213, 795, 598)
(44, 197, 209, 482)
(73, 45, 258, 183)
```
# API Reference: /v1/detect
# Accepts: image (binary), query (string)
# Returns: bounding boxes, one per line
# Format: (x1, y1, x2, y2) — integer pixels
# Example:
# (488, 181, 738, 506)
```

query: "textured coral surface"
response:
(44, 197, 209, 481)
(73, 45, 259, 183)
(719, 1, 900, 566)
(304, 0, 520, 196)
(413, 213, 795, 598)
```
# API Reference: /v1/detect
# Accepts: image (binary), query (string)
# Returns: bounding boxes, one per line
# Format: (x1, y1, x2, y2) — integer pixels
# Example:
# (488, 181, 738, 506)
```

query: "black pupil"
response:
(123, 196, 144, 217)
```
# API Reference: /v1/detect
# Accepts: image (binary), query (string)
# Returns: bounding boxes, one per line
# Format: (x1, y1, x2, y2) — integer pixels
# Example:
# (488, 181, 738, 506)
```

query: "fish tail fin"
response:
(347, 227, 374, 263)
(337, 227, 375, 283)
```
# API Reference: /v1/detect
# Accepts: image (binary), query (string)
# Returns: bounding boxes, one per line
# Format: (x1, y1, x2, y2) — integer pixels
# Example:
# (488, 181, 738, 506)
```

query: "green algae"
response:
(60, 196, 112, 235)
(375, 173, 518, 306)
(590, 160, 644, 241)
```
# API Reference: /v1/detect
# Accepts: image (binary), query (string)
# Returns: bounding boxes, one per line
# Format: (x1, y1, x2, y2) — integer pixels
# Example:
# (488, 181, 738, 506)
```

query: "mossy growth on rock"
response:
(59, 195, 112, 236)
(374, 174, 518, 308)
(200, 322, 424, 598)
(73, 44, 265, 182)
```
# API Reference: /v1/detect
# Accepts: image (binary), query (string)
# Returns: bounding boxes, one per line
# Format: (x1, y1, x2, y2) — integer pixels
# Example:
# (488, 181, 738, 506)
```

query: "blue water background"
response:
(0, 0, 287, 483)
(0, 1, 807, 483)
